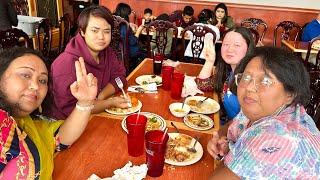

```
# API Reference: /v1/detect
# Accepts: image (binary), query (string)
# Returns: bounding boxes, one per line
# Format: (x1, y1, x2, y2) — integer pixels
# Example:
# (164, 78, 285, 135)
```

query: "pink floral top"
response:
(224, 105, 320, 178)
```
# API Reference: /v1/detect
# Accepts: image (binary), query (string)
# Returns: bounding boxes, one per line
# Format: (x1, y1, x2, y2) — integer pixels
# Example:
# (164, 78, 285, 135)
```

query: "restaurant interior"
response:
(0, 0, 320, 179)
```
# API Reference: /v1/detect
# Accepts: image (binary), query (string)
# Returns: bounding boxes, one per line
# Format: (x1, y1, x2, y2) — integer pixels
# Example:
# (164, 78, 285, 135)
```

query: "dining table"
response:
(281, 40, 318, 54)
(53, 58, 221, 179)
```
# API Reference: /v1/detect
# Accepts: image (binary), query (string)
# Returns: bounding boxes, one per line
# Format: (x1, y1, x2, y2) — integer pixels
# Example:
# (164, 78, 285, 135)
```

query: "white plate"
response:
(185, 96, 220, 114)
(184, 113, 214, 131)
(121, 112, 166, 133)
(105, 100, 142, 115)
(135, 75, 162, 86)
(165, 133, 203, 166)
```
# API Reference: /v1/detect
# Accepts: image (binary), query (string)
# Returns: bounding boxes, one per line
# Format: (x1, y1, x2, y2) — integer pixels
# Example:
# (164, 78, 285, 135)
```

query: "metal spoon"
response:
(187, 136, 200, 153)
(171, 122, 180, 133)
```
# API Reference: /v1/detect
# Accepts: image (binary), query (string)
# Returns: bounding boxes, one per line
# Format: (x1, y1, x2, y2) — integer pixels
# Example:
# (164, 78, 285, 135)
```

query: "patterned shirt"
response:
(224, 105, 320, 179)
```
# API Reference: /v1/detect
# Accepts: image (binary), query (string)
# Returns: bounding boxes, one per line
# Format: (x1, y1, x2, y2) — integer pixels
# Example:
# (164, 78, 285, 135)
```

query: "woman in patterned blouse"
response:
(208, 47, 320, 179)
(0, 47, 98, 179)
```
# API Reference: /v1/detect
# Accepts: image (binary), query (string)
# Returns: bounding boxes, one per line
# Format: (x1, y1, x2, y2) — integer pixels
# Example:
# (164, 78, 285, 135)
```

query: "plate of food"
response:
(135, 75, 162, 86)
(184, 113, 214, 131)
(105, 97, 142, 115)
(165, 133, 203, 166)
(185, 96, 220, 114)
(121, 112, 166, 133)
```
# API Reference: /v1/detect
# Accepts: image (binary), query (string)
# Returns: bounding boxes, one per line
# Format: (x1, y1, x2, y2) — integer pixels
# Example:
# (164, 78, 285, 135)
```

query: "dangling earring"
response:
(38, 104, 42, 113)
(272, 104, 287, 116)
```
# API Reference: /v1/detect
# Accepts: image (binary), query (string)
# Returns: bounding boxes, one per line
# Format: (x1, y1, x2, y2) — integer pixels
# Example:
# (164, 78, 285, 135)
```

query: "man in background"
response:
(302, 12, 320, 42)
(169, 5, 196, 28)
(0, 0, 18, 31)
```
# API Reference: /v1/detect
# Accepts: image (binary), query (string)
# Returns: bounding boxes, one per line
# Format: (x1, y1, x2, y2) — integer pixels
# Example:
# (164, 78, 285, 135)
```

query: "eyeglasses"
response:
(235, 73, 275, 90)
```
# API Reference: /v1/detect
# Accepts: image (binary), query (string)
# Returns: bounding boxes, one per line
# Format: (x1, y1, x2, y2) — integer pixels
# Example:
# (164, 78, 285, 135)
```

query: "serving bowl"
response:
(169, 103, 190, 117)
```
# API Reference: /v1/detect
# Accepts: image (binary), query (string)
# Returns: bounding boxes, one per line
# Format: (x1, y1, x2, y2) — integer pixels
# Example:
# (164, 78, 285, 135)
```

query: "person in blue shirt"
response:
(302, 12, 320, 42)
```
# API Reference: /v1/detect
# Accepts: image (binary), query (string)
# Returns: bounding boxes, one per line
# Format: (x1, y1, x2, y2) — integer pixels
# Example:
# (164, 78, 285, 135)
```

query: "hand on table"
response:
(109, 96, 131, 109)
(207, 131, 229, 160)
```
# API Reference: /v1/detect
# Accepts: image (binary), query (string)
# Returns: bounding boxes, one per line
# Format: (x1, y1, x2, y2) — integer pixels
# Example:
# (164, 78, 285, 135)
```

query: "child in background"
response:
(142, 8, 156, 26)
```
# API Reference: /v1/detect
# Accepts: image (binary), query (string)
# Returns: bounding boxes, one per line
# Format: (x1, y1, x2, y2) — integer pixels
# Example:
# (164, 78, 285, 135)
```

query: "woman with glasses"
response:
(196, 27, 255, 121)
(208, 47, 320, 179)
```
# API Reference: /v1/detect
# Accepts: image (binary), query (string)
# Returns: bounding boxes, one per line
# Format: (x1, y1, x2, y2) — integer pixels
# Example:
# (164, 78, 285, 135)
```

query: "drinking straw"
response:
(161, 128, 168, 142)
(135, 109, 141, 125)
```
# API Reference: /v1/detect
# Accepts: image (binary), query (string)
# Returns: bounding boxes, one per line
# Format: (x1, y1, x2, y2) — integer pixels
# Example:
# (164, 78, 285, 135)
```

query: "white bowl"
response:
(169, 103, 190, 117)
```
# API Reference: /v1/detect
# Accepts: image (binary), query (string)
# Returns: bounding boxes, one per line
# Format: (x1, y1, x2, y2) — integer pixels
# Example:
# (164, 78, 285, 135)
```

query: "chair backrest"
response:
(248, 28, 260, 46)
(273, 21, 301, 47)
(146, 20, 178, 59)
(37, 18, 52, 57)
(241, 18, 267, 42)
(305, 71, 320, 124)
(305, 36, 320, 71)
(0, 28, 31, 49)
(181, 24, 217, 64)
(58, 13, 72, 53)
(112, 15, 130, 75)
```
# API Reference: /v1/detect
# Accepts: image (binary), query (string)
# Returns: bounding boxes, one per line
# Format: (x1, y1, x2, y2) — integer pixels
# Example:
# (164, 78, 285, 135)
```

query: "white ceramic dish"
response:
(121, 112, 166, 133)
(169, 103, 191, 117)
(184, 113, 214, 131)
(165, 133, 203, 166)
(105, 100, 142, 115)
(185, 96, 220, 114)
(135, 75, 162, 86)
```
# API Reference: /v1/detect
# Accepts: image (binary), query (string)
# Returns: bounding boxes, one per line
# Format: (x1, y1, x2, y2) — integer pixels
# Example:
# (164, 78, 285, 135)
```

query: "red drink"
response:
(161, 66, 174, 90)
(145, 130, 169, 177)
(153, 53, 164, 75)
(126, 114, 147, 157)
(171, 72, 185, 99)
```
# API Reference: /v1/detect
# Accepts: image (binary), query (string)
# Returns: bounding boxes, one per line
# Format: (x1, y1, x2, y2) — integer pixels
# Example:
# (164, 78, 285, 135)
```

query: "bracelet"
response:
(75, 102, 94, 111)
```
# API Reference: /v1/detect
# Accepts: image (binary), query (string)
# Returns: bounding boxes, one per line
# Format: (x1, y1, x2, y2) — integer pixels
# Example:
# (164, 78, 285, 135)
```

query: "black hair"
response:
(156, 13, 170, 21)
(233, 46, 310, 106)
(114, 3, 132, 22)
(214, 27, 255, 94)
(198, 9, 213, 24)
(183, 6, 194, 16)
(78, 5, 114, 33)
(144, 8, 152, 15)
(211, 3, 229, 26)
(0, 47, 47, 116)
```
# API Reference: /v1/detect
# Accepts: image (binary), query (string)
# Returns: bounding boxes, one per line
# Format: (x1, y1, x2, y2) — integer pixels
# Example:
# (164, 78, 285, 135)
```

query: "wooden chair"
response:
(0, 28, 31, 49)
(58, 13, 72, 54)
(241, 18, 267, 42)
(306, 71, 320, 125)
(37, 18, 52, 57)
(273, 21, 301, 47)
(146, 20, 178, 59)
(112, 15, 130, 75)
(181, 24, 217, 64)
(248, 28, 260, 46)
(305, 36, 320, 71)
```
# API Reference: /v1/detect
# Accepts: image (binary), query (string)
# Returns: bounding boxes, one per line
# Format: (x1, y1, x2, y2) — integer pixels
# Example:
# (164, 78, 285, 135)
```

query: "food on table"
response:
(187, 99, 217, 113)
(186, 115, 209, 127)
(108, 96, 139, 114)
(146, 116, 161, 131)
(187, 99, 197, 106)
(165, 134, 196, 162)
(174, 108, 185, 113)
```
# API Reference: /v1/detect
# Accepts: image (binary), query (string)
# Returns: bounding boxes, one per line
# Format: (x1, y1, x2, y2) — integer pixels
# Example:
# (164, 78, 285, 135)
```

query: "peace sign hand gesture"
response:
(70, 57, 98, 106)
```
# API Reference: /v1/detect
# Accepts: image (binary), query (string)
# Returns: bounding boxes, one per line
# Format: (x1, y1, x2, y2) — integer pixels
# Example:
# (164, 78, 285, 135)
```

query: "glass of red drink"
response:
(145, 130, 169, 177)
(170, 72, 185, 99)
(161, 66, 174, 90)
(126, 113, 147, 157)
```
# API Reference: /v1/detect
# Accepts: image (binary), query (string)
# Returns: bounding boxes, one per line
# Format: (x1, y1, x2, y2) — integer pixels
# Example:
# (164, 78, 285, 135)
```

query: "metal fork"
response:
(197, 97, 209, 107)
(187, 136, 200, 153)
(115, 77, 132, 107)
